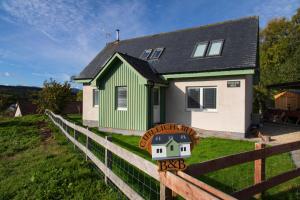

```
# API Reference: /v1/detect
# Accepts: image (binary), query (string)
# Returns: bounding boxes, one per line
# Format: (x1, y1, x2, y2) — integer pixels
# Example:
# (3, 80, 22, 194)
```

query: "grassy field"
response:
(0, 115, 119, 200)
(66, 114, 300, 199)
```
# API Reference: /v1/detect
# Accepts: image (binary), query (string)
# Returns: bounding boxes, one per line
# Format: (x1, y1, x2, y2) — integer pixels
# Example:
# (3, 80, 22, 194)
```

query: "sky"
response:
(0, 0, 299, 88)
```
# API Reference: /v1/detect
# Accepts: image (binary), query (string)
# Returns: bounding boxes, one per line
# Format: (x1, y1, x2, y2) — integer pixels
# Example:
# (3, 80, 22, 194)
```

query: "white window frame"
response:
(186, 86, 217, 112)
(191, 41, 209, 58)
(150, 47, 164, 59)
(92, 89, 99, 107)
(207, 39, 224, 56)
(116, 86, 127, 111)
(140, 49, 152, 60)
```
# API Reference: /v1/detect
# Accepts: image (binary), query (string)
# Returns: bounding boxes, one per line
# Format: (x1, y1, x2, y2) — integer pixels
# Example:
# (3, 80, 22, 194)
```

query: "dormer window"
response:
(140, 49, 152, 60)
(207, 40, 224, 56)
(150, 48, 164, 59)
(192, 42, 208, 58)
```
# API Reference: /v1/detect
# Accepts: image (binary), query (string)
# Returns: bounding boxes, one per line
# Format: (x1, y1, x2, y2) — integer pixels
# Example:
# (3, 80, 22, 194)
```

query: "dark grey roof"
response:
(152, 133, 191, 145)
(76, 16, 259, 80)
(118, 52, 166, 83)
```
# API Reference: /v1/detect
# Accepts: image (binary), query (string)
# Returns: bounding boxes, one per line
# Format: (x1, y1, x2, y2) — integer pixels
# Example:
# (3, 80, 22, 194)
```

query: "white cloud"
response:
(0, 71, 12, 77)
(0, 0, 148, 64)
(253, 0, 300, 26)
(4, 72, 11, 77)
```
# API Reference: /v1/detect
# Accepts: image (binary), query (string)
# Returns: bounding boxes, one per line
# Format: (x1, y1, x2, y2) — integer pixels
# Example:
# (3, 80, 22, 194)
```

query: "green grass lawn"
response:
(0, 115, 119, 200)
(66, 114, 300, 199)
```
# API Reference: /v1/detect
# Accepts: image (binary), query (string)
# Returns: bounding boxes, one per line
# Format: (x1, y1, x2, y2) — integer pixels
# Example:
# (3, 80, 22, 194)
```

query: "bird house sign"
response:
(139, 124, 199, 171)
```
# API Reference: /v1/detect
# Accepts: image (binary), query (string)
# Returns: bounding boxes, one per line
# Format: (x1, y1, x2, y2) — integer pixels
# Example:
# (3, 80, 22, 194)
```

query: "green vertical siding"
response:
(98, 60, 148, 131)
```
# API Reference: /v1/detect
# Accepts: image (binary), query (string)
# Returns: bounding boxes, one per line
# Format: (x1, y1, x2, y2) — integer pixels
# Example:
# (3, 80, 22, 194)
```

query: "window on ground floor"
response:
(186, 86, 217, 111)
(93, 89, 99, 107)
(116, 86, 127, 110)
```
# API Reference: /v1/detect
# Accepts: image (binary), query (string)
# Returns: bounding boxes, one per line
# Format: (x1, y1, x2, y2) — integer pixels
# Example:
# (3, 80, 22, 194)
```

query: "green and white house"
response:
(151, 134, 191, 160)
(75, 17, 259, 138)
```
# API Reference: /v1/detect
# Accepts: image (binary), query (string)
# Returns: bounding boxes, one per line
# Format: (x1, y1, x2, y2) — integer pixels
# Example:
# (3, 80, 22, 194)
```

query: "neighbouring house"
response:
(274, 90, 300, 111)
(74, 17, 259, 138)
(15, 101, 38, 117)
(151, 134, 191, 160)
(14, 101, 82, 117)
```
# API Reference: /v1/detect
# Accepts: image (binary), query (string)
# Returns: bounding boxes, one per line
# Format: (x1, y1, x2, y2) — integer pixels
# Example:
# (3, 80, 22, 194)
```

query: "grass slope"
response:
(0, 115, 118, 200)
(66, 114, 300, 199)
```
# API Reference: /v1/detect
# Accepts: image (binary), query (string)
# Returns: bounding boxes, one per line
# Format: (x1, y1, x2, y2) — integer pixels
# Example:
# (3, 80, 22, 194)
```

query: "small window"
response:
(150, 48, 164, 59)
(183, 147, 186, 151)
(187, 87, 200, 109)
(207, 40, 224, 56)
(181, 147, 183, 151)
(116, 86, 127, 110)
(93, 89, 99, 107)
(160, 149, 162, 153)
(192, 42, 208, 57)
(140, 49, 152, 60)
(156, 149, 160, 153)
(170, 145, 174, 151)
(203, 88, 217, 109)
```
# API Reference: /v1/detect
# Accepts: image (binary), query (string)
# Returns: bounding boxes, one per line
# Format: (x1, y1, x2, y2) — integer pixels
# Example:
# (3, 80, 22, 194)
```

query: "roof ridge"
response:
(107, 16, 258, 45)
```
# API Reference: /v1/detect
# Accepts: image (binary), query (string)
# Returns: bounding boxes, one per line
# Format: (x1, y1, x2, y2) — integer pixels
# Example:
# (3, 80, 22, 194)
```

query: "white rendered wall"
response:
(82, 85, 99, 124)
(165, 76, 252, 134)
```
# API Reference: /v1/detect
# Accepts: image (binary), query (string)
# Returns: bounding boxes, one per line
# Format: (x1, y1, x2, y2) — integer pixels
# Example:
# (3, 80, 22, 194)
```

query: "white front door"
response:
(153, 88, 160, 123)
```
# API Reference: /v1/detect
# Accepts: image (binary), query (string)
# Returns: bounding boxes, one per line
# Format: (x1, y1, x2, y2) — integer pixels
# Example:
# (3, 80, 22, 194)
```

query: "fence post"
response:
(254, 142, 266, 198)
(160, 181, 173, 200)
(73, 123, 76, 149)
(85, 127, 89, 161)
(105, 136, 112, 184)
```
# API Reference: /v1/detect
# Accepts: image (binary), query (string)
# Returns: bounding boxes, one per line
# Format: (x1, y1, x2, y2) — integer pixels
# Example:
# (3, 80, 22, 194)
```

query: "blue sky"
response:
(0, 0, 299, 88)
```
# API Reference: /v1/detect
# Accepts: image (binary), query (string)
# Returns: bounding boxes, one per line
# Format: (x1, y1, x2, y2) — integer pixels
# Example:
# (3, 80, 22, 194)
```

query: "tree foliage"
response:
(260, 8, 300, 86)
(35, 79, 73, 114)
(76, 90, 83, 101)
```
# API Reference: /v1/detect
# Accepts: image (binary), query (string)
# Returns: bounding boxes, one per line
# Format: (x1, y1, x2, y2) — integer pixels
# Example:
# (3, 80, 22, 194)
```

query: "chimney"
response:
(116, 29, 120, 42)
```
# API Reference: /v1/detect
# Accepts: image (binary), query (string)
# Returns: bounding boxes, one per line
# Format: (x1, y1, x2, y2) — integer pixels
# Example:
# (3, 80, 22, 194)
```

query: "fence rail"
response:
(46, 110, 232, 200)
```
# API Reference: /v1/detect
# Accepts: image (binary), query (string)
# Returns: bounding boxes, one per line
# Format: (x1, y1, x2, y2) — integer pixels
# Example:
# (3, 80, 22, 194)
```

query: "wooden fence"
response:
(46, 110, 233, 200)
(185, 140, 300, 199)
(46, 110, 300, 199)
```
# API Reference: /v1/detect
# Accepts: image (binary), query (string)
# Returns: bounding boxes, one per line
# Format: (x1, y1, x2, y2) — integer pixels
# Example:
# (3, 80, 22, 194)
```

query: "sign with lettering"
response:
(227, 81, 240, 88)
(139, 124, 199, 171)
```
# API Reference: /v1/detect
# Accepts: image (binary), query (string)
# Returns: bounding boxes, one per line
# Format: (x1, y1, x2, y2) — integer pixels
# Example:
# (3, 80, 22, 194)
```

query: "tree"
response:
(35, 79, 73, 114)
(260, 9, 300, 86)
(76, 90, 83, 101)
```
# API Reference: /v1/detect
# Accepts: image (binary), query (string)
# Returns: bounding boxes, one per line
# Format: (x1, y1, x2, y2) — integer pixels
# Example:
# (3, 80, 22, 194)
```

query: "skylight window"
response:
(150, 48, 164, 59)
(192, 42, 208, 57)
(140, 49, 152, 60)
(207, 40, 224, 56)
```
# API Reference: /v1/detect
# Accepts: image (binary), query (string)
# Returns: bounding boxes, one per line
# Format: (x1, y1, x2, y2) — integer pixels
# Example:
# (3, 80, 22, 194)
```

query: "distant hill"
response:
(0, 85, 42, 95)
(0, 85, 42, 112)
(0, 85, 81, 112)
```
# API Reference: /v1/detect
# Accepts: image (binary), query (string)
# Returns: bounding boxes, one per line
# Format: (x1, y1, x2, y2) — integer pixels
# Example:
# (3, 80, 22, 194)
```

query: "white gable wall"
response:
(165, 75, 252, 136)
(14, 105, 22, 117)
(82, 85, 99, 127)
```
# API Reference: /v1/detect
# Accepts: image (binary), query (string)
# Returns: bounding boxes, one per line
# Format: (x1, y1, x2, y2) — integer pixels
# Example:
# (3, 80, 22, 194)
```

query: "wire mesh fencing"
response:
(46, 110, 160, 200)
